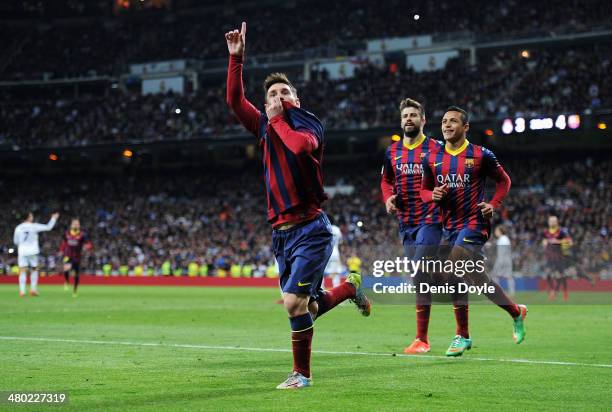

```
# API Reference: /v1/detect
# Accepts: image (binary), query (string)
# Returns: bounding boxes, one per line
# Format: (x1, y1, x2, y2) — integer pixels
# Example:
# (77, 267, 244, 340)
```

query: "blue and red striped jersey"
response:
(421, 140, 511, 236)
(381, 136, 442, 227)
(59, 230, 93, 263)
(258, 103, 327, 222)
(226, 55, 326, 226)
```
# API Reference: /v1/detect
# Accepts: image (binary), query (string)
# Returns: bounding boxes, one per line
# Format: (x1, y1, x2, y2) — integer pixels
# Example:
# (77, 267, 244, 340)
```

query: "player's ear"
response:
(464, 122, 470, 133)
(295, 97, 301, 108)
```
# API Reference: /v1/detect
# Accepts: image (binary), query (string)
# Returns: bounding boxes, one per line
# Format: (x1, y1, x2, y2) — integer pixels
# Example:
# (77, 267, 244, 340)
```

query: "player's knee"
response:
(308, 300, 319, 318)
(283, 293, 308, 316)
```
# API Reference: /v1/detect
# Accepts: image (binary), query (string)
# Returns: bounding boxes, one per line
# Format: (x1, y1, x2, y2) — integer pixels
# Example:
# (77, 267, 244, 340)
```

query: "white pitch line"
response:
(1, 336, 611, 369)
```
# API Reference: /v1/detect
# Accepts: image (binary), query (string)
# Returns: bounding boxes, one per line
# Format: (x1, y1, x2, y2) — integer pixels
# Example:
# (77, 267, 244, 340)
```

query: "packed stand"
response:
(2, 41, 610, 149)
(0, 156, 610, 280)
(1, 0, 611, 80)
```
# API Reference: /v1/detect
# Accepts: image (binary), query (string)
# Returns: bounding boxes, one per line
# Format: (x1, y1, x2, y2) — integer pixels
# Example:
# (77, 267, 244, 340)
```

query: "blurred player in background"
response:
(225, 21, 370, 389)
(347, 252, 362, 275)
(380, 98, 443, 355)
(491, 225, 515, 296)
(421, 106, 527, 357)
(543, 215, 573, 301)
(13, 212, 59, 297)
(59, 218, 93, 297)
(324, 223, 345, 287)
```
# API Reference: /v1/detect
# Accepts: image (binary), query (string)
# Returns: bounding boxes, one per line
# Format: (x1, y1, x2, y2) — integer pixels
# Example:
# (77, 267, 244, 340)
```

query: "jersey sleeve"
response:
(420, 153, 435, 203)
(226, 55, 263, 137)
(28, 217, 57, 233)
(59, 233, 67, 255)
(269, 115, 319, 154)
(13, 228, 20, 246)
(482, 148, 511, 209)
(83, 232, 94, 251)
(380, 147, 395, 203)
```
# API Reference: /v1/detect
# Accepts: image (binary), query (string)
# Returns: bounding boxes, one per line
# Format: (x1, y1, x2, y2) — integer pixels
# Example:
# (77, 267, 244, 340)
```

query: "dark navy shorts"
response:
(399, 222, 442, 261)
(273, 213, 333, 299)
(442, 228, 488, 256)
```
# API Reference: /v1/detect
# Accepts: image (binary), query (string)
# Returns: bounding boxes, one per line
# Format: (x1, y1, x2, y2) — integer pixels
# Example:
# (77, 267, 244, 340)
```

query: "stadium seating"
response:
(1, 157, 609, 278)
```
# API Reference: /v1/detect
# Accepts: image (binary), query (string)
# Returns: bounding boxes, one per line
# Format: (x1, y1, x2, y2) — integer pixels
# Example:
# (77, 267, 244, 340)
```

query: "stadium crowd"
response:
(1, 156, 610, 280)
(1, 42, 610, 149)
(2, 0, 611, 80)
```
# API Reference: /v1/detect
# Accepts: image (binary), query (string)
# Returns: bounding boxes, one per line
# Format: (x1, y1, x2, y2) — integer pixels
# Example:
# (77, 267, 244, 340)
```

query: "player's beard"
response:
(403, 125, 420, 138)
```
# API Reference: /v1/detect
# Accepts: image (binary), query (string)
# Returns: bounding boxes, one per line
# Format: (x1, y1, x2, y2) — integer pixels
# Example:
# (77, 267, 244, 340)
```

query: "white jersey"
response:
(492, 234, 512, 277)
(330, 225, 342, 260)
(13, 217, 57, 257)
(496, 235, 512, 263)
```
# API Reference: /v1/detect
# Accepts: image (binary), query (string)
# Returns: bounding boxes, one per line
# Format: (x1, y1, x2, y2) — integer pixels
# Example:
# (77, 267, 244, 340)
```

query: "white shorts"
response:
(18, 254, 39, 268)
(325, 257, 345, 275)
(492, 261, 512, 278)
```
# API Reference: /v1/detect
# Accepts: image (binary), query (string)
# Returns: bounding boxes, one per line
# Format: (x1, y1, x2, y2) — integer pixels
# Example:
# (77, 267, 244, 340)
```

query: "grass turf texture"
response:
(1, 285, 611, 411)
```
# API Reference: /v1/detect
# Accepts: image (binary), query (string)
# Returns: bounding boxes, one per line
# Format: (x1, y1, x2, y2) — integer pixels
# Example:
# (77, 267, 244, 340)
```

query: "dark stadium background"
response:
(1, 0, 610, 288)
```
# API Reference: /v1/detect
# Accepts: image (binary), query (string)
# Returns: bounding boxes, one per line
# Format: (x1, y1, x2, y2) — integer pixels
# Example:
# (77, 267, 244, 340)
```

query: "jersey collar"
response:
(445, 139, 469, 156)
(403, 134, 426, 150)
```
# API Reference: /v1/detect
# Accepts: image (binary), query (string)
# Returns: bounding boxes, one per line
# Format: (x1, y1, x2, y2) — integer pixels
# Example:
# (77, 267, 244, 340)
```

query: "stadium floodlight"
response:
(529, 118, 554, 130)
(568, 115, 581, 129)
(555, 115, 567, 130)
(502, 119, 513, 134)
(514, 117, 526, 133)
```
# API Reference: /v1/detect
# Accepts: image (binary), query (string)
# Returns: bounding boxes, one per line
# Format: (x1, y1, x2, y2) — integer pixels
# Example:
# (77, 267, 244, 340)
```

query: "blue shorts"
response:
(273, 213, 333, 299)
(399, 222, 442, 261)
(442, 228, 488, 256)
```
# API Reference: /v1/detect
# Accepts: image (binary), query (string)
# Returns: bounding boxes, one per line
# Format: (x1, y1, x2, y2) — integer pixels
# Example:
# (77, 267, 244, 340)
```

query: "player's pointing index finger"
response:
(241, 21, 247, 36)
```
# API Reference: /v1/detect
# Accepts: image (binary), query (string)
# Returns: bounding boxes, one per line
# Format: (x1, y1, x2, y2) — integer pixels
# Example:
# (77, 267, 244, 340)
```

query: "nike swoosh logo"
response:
(395, 156, 403, 160)
(297, 282, 311, 287)
(434, 162, 443, 167)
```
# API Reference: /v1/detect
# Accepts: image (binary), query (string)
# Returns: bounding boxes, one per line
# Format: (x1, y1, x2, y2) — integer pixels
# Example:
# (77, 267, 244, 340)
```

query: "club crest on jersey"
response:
(436, 173, 470, 188)
(396, 162, 423, 175)
(465, 158, 474, 168)
(420, 152, 427, 159)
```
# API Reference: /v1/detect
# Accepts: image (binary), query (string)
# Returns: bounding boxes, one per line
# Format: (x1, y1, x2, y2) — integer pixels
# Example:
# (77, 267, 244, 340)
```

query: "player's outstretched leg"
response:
(63, 270, 70, 291)
(30, 269, 39, 296)
(277, 294, 313, 390)
(19, 269, 27, 297)
(447, 276, 471, 357)
(73, 272, 80, 297)
(557, 276, 568, 301)
(346, 273, 371, 316)
(405, 272, 431, 354)
(513, 304, 528, 344)
(314, 274, 370, 319)
(547, 275, 556, 301)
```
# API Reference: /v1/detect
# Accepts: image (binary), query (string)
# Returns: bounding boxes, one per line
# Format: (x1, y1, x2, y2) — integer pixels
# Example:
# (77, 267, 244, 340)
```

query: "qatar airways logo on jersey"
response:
(436, 173, 471, 188)
(396, 162, 423, 175)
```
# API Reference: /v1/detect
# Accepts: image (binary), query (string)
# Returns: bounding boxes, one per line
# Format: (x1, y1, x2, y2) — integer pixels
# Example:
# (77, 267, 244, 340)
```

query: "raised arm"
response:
(31, 213, 59, 233)
(225, 22, 262, 136)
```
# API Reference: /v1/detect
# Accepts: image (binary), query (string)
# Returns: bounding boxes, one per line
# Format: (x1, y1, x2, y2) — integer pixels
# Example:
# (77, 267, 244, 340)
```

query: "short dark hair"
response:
(446, 106, 469, 124)
(24, 211, 33, 221)
(263, 73, 297, 101)
(399, 98, 425, 118)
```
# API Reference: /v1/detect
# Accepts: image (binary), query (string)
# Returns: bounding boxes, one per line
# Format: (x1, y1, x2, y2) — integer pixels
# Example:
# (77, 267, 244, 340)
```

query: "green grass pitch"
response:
(1, 285, 611, 411)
